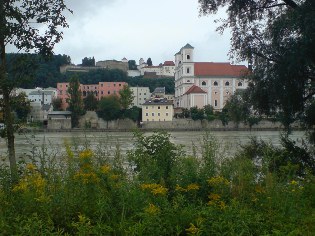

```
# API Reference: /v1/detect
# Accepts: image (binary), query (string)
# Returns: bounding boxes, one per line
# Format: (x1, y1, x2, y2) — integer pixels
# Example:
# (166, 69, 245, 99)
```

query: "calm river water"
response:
(0, 130, 306, 163)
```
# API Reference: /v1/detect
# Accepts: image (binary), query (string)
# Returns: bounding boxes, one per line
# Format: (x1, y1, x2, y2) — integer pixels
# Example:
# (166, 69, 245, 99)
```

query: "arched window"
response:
(202, 81, 206, 86)
(214, 100, 218, 107)
(187, 55, 190, 60)
(238, 82, 243, 86)
(225, 81, 230, 86)
(213, 81, 218, 86)
(186, 67, 190, 73)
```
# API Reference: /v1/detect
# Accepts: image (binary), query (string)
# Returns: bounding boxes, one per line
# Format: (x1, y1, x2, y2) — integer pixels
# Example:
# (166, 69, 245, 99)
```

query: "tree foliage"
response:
(83, 92, 98, 111)
(0, 0, 71, 177)
(97, 95, 121, 122)
(147, 58, 153, 66)
(128, 60, 137, 70)
(199, 0, 315, 130)
(119, 85, 134, 110)
(52, 97, 63, 111)
(67, 76, 85, 128)
(81, 57, 95, 67)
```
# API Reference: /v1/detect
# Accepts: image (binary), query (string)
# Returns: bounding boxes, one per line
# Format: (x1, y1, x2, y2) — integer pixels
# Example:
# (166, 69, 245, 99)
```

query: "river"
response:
(0, 130, 306, 163)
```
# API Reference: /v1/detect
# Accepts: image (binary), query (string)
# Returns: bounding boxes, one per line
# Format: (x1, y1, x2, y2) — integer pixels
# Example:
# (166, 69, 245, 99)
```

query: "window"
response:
(101, 91, 103, 94)
(87, 86, 89, 89)
(214, 100, 218, 107)
(166, 112, 169, 116)
(114, 84, 116, 87)
(214, 91, 218, 95)
(146, 113, 148, 116)
(144, 93, 146, 95)
(152, 113, 154, 116)
(146, 106, 148, 109)
(101, 83, 103, 87)
(225, 81, 230, 86)
(226, 91, 229, 95)
(139, 93, 141, 95)
(214, 81, 218, 86)
(202, 81, 206, 86)
(187, 55, 190, 60)
(119, 84, 121, 86)
(60, 91, 62, 95)
(158, 106, 160, 109)
(238, 82, 243, 86)
(158, 113, 160, 116)
(186, 67, 190, 73)
(108, 91, 110, 94)
(66, 85, 68, 87)
(166, 106, 168, 109)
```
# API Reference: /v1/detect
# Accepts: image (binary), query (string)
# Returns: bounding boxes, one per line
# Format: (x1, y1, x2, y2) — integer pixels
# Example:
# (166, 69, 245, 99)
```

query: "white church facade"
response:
(174, 44, 249, 110)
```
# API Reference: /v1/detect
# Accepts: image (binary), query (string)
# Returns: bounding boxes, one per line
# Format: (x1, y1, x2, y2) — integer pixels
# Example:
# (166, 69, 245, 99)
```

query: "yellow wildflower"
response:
(145, 203, 160, 215)
(100, 164, 111, 174)
(79, 149, 93, 160)
(26, 163, 36, 172)
(207, 176, 229, 186)
(186, 223, 199, 235)
(110, 174, 119, 180)
(208, 193, 220, 201)
(175, 184, 187, 192)
(74, 171, 100, 184)
(151, 185, 168, 195)
(13, 180, 28, 192)
(290, 180, 298, 185)
(186, 183, 200, 191)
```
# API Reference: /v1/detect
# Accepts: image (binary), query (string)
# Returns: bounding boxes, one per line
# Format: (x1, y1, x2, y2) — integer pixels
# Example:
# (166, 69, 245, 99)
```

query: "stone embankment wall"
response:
(77, 111, 300, 131)
(79, 111, 138, 130)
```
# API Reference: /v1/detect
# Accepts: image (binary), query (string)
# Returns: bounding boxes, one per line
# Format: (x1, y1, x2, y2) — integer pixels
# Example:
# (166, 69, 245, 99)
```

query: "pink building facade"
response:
(57, 81, 127, 110)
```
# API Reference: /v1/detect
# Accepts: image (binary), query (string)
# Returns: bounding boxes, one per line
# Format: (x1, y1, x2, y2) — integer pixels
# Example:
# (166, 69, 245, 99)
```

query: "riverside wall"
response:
(73, 111, 301, 132)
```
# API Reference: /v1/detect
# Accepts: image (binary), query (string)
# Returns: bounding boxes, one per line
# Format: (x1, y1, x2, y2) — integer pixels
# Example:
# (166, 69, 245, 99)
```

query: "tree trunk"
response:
(0, 1, 17, 180)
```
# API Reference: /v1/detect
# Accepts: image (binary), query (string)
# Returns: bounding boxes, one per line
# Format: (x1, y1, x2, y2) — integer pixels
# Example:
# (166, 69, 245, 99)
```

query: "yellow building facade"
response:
(142, 98, 174, 122)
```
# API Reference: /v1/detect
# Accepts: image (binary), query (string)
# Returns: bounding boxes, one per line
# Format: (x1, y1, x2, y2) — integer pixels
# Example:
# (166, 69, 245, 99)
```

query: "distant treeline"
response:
(6, 53, 175, 93)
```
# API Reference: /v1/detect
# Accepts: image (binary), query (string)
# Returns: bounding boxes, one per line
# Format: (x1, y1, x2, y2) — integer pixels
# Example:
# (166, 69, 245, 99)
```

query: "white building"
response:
(140, 61, 175, 77)
(130, 87, 151, 107)
(174, 43, 248, 110)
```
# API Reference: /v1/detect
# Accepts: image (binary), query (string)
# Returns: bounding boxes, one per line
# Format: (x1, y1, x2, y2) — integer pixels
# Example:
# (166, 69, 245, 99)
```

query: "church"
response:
(174, 44, 249, 110)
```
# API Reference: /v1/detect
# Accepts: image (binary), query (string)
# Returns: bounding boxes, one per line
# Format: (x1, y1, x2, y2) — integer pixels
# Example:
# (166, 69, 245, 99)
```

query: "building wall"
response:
(57, 82, 127, 110)
(142, 104, 173, 122)
(130, 87, 151, 107)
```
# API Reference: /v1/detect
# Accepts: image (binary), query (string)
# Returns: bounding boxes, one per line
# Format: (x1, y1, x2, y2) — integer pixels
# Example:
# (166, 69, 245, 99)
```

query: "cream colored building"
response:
(142, 98, 174, 122)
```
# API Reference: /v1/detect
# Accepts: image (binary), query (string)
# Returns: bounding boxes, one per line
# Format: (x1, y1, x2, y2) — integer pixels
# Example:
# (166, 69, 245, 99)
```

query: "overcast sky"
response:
(24, 0, 234, 65)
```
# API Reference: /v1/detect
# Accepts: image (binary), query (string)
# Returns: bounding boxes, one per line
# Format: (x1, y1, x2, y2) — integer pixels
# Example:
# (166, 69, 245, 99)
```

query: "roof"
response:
(143, 98, 173, 106)
(152, 87, 165, 94)
(29, 90, 54, 96)
(163, 61, 175, 66)
(184, 85, 207, 95)
(48, 111, 72, 115)
(182, 43, 194, 49)
(194, 62, 248, 77)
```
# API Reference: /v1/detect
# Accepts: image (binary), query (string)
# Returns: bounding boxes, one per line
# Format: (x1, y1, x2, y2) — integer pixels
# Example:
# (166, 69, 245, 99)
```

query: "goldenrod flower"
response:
(186, 183, 200, 191)
(100, 165, 111, 174)
(207, 176, 229, 186)
(145, 203, 160, 215)
(186, 223, 199, 235)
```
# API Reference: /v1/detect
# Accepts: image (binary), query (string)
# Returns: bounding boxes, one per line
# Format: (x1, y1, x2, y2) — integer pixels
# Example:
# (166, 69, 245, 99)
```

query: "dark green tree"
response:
(204, 104, 215, 121)
(0, 0, 71, 177)
(190, 106, 204, 121)
(119, 85, 134, 110)
(84, 92, 98, 111)
(198, 0, 315, 131)
(11, 92, 31, 122)
(147, 58, 153, 66)
(82, 57, 95, 67)
(128, 60, 137, 70)
(52, 97, 63, 111)
(67, 76, 85, 128)
(97, 95, 121, 125)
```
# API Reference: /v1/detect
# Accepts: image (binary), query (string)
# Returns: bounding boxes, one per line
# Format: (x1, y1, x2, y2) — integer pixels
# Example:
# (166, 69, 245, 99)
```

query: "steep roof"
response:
(184, 85, 207, 95)
(163, 61, 175, 66)
(194, 62, 248, 77)
(143, 98, 173, 106)
(182, 43, 194, 49)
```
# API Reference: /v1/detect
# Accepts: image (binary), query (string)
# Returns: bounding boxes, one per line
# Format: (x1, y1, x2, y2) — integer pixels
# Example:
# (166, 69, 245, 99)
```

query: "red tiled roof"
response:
(184, 85, 207, 95)
(194, 62, 247, 77)
(163, 61, 175, 66)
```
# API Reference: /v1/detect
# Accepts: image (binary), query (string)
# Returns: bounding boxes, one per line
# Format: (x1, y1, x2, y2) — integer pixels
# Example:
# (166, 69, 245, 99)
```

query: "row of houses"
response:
(11, 43, 248, 125)
(60, 58, 176, 78)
